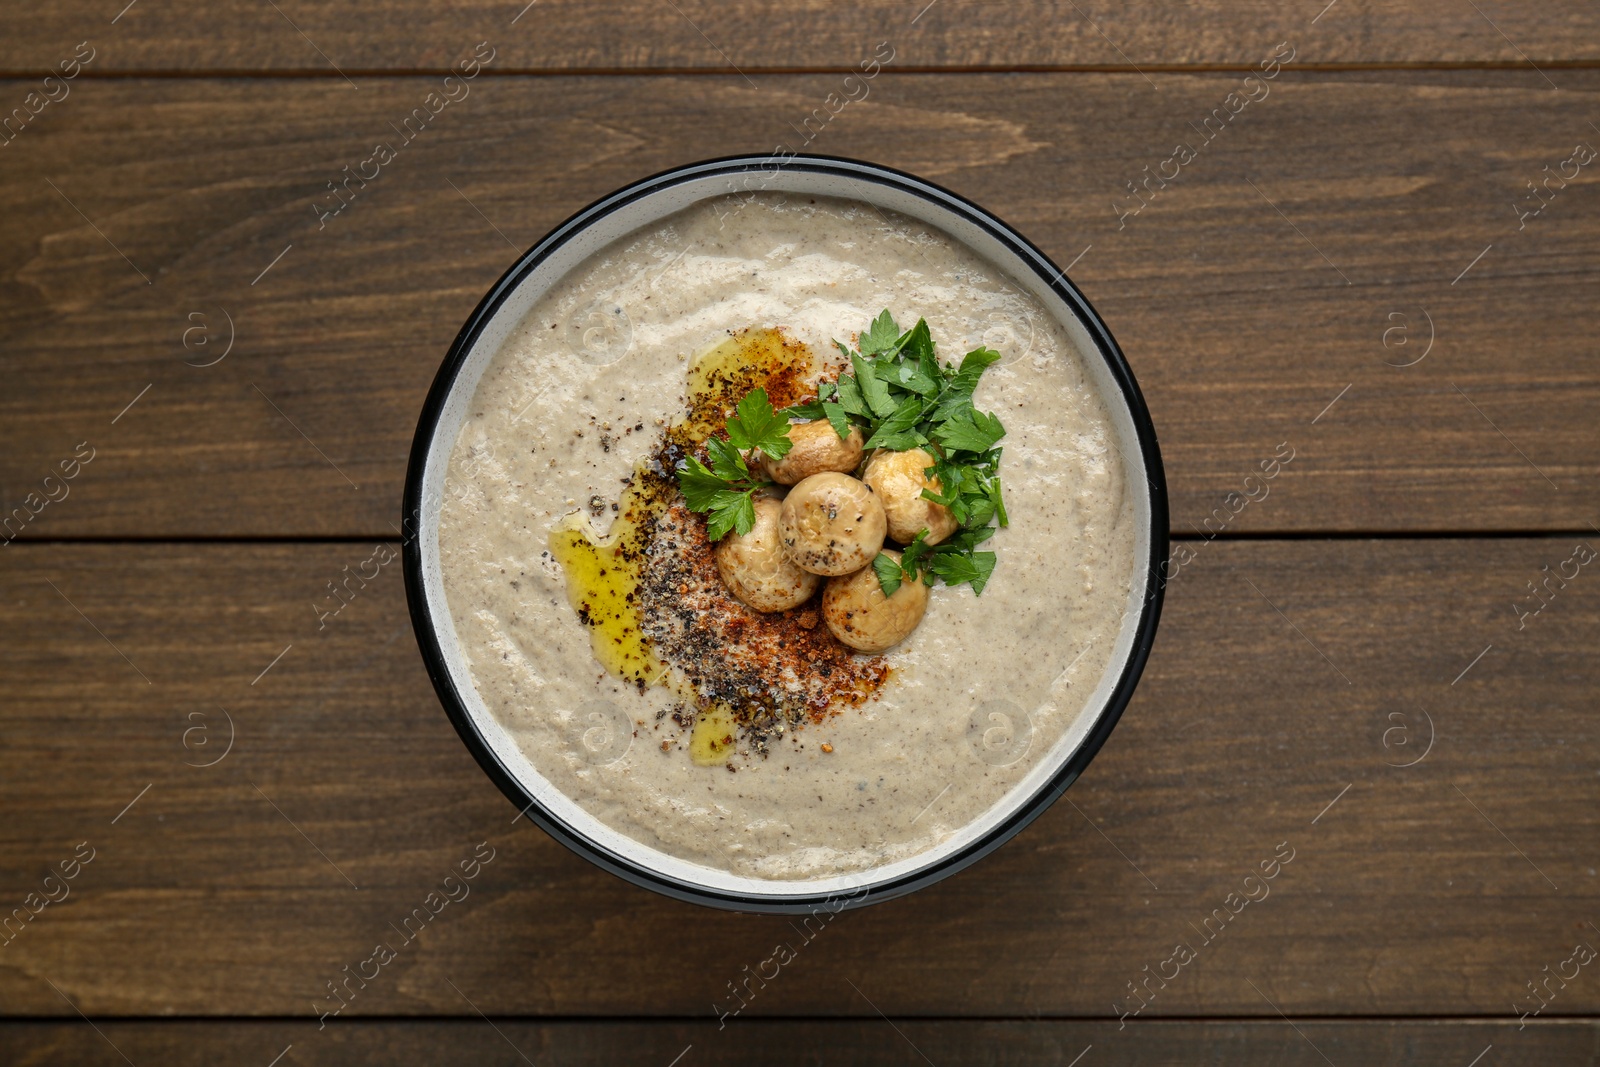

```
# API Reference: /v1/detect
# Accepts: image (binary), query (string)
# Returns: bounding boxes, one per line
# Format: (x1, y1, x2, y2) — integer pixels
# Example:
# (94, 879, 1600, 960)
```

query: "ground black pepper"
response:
(561, 328, 885, 760)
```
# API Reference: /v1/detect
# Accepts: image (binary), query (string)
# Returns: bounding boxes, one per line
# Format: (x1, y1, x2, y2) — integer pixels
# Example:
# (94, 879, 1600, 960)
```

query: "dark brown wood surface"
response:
(1, 539, 1594, 1023)
(2, 1, 1599, 73)
(3, 5, 1597, 1060)
(1, 72, 1597, 539)
(4, 1019, 1597, 1066)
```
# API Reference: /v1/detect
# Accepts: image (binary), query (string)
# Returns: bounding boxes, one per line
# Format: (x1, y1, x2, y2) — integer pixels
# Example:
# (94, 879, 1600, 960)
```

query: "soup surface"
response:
(437, 193, 1136, 880)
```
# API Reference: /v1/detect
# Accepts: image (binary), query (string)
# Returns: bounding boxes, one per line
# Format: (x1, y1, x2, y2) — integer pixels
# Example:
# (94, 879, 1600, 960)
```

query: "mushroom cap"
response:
(822, 551, 930, 653)
(863, 447, 958, 546)
(777, 472, 887, 576)
(714, 495, 821, 613)
(754, 420, 865, 485)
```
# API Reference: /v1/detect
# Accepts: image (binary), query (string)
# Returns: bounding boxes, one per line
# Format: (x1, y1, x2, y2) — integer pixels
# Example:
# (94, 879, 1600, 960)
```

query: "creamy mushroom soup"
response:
(437, 193, 1136, 880)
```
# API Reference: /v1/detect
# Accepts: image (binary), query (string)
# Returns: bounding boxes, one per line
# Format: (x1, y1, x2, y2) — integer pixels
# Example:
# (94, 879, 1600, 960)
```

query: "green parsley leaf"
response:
(781, 400, 826, 421)
(892, 358, 939, 397)
(726, 388, 792, 460)
(932, 409, 1006, 454)
(822, 400, 851, 441)
(900, 530, 935, 582)
(955, 344, 1003, 380)
(936, 525, 996, 553)
(928, 346, 1002, 422)
(677, 456, 732, 512)
(780, 396, 852, 441)
(704, 489, 757, 541)
(872, 552, 904, 598)
(863, 395, 925, 449)
(963, 492, 997, 529)
(898, 318, 935, 365)
(835, 371, 872, 420)
(990, 476, 1009, 527)
(919, 474, 960, 507)
(872, 531, 936, 597)
(859, 309, 902, 357)
(916, 342, 942, 398)
(870, 429, 927, 452)
(676, 387, 793, 541)
(928, 551, 998, 595)
(705, 436, 749, 482)
(852, 353, 898, 419)
(882, 320, 939, 395)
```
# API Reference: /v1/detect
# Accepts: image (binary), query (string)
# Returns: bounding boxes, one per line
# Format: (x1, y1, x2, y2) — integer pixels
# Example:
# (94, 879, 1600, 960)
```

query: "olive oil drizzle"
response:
(549, 329, 817, 765)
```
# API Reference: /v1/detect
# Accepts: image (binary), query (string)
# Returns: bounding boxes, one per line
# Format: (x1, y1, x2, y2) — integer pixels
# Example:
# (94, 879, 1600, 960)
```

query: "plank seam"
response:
(2, 62, 1599, 79)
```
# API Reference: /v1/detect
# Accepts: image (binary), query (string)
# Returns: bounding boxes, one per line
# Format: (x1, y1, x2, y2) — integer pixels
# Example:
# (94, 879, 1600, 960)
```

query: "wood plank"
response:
(1, 1, 1598, 73)
(0, 73, 1596, 540)
(1, 1019, 1595, 1065)
(1, 538, 1596, 1017)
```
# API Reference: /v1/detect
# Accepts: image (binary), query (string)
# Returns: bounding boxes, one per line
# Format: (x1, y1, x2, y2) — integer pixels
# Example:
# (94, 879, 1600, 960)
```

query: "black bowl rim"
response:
(402, 153, 1169, 914)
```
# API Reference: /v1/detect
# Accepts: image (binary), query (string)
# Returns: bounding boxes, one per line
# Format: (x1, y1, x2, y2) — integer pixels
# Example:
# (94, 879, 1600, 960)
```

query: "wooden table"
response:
(3, 3, 1598, 1063)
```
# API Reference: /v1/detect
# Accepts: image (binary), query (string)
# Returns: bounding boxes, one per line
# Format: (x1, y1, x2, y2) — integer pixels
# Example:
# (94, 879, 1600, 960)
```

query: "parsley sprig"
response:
(675, 388, 792, 541)
(786, 309, 1010, 596)
(676, 312, 1009, 596)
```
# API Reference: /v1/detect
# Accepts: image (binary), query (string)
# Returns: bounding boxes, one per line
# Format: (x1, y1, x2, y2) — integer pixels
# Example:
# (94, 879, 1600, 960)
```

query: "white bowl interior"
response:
(415, 165, 1154, 901)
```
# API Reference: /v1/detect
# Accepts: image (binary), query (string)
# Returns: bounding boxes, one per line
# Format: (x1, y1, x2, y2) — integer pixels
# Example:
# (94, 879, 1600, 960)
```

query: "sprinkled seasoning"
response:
(641, 497, 889, 754)
(550, 327, 888, 765)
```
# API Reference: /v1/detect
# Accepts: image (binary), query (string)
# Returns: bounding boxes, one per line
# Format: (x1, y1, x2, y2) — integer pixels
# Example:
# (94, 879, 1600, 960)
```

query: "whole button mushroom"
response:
(863, 448, 958, 546)
(778, 472, 887, 576)
(753, 420, 865, 485)
(715, 496, 821, 613)
(822, 551, 930, 652)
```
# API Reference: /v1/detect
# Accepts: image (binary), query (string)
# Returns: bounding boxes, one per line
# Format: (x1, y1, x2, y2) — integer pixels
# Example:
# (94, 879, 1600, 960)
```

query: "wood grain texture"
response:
(0, 72, 1596, 539)
(2, 1018, 1596, 1066)
(2, 1, 1599, 73)
(1, 538, 1595, 1017)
